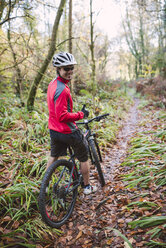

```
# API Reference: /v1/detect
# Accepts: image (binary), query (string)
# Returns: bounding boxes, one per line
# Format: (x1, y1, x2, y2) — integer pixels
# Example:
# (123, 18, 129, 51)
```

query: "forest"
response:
(0, 0, 166, 247)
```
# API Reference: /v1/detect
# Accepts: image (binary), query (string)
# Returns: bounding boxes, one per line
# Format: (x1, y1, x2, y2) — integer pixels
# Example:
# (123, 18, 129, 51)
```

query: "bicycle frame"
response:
(78, 121, 103, 163)
(62, 147, 82, 194)
(58, 113, 109, 195)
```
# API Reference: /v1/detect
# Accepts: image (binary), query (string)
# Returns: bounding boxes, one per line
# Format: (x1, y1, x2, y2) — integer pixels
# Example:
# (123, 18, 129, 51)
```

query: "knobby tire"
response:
(89, 139, 105, 187)
(39, 160, 78, 228)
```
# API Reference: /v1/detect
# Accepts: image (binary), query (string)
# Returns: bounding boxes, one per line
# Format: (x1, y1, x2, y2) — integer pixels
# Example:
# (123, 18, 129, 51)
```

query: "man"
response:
(47, 51, 97, 195)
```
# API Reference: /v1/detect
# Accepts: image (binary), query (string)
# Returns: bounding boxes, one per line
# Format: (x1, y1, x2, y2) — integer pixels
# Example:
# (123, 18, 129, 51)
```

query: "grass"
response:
(0, 86, 133, 245)
(121, 102, 166, 246)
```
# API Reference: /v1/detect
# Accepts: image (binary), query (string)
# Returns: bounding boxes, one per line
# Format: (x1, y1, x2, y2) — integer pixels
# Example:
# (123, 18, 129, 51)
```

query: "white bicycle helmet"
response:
(52, 52, 77, 67)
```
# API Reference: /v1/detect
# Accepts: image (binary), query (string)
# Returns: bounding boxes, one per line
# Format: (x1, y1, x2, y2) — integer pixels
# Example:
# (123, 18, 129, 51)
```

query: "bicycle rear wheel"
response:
(88, 139, 105, 187)
(39, 160, 78, 228)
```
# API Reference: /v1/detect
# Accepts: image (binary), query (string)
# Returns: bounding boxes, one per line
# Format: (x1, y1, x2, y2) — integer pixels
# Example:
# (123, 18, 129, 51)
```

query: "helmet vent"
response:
(52, 52, 77, 67)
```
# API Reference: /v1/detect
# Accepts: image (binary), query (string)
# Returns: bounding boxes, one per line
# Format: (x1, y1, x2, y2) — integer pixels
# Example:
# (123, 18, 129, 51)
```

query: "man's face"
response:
(59, 66, 74, 80)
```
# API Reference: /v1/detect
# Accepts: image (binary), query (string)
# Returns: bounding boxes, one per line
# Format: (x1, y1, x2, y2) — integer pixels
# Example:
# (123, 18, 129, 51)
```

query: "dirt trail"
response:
(104, 98, 140, 182)
(55, 99, 142, 248)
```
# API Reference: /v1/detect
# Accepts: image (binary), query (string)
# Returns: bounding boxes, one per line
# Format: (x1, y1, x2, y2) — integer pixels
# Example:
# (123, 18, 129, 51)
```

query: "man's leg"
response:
(80, 160, 97, 195)
(70, 130, 97, 194)
(80, 160, 90, 186)
(46, 156, 58, 170)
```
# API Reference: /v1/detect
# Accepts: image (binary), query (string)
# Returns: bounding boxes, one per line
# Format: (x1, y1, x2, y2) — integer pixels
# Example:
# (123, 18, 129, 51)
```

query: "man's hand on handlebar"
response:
(81, 104, 89, 118)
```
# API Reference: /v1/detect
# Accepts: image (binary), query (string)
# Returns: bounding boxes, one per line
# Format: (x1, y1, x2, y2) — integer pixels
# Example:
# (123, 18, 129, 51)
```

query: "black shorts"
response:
(49, 129, 88, 162)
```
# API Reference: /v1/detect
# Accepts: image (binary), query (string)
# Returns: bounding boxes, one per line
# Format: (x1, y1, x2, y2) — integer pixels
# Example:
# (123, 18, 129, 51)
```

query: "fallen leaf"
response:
(129, 237, 135, 243)
(106, 238, 113, 245)
(3, 216, 12, 222)
(12, 221, 20, 229)
(84, 239, 91, 244)
(118, 218, 125, 223)
(58, 237, 67, 243)
(75, 230, 82, 240)
(66, 235, 72, 241)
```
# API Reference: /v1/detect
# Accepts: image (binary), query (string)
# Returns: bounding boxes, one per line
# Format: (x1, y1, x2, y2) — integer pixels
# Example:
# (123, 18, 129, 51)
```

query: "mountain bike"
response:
(39, 113, 109, 228)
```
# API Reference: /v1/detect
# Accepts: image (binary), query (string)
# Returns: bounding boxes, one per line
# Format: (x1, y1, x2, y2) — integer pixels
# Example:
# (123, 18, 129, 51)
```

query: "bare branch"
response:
(0, 57, 28, 73)
(57, 37, 79, 48)
(0, 15, 34, 26)
(0, 48, 7, 57)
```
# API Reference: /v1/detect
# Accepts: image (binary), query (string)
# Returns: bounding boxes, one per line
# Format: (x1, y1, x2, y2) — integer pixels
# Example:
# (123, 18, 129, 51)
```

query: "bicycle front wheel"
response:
(39, 160, 78, 228)
(89, 139, 105, 187)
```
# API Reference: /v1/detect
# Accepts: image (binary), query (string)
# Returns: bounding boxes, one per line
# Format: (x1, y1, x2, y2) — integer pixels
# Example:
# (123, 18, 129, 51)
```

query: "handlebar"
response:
(77, 113, 109, 125)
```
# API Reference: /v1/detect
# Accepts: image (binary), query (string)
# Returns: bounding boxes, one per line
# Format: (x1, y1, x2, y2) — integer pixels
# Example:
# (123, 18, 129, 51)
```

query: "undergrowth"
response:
(121, 102, 166, 247)
(0, 86, 133, 246)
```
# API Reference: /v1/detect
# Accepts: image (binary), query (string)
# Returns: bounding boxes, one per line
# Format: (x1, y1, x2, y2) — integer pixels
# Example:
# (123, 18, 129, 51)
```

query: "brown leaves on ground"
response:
(53, 101, 166, 248)
(1, 100, 166, 248)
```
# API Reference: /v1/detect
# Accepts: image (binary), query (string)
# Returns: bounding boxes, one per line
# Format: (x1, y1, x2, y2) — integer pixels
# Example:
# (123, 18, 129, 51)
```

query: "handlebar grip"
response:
(101, 113, 109, 118)
(76, 113, 109, 125)
(96, 113, 110, 121)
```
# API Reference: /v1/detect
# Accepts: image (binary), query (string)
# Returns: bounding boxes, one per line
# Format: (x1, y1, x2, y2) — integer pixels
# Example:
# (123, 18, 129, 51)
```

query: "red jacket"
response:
(47, 76, 84, 134)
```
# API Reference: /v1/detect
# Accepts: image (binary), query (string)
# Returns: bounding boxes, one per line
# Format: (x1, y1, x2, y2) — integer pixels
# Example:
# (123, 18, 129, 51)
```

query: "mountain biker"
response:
(47, 51, 97, 195)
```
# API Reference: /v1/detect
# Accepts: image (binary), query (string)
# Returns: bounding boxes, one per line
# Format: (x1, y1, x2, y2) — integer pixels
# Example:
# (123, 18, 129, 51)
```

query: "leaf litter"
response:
(53, 99, 166, 248)
(1, 98, 166, 247)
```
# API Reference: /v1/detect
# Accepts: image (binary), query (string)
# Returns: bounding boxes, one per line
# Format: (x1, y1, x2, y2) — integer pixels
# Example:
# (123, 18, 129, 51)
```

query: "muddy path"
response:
(54, 99, 142, 248)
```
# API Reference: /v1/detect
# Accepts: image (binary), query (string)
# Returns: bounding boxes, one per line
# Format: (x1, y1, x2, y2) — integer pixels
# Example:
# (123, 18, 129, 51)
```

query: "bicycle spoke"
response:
(39, 161, 78, 226)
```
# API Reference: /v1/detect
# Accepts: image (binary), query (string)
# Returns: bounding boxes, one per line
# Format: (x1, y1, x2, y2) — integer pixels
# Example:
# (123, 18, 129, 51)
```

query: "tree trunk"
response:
(7, 25, 24, 106)
(68, 0, 74, 94)
(0, 0, 6, 22)
(90, 0, 96, 94)
(123, 3, 145, 79)
(27, 0, 66, 111)
(68, 0, 72, 53)
(162, 1, 166, 78)
(138, 4, 145, 75)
